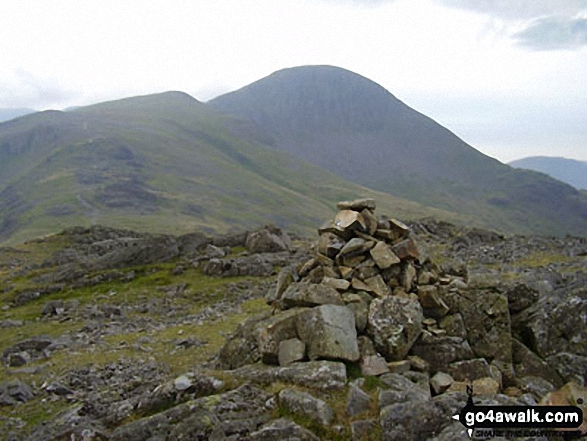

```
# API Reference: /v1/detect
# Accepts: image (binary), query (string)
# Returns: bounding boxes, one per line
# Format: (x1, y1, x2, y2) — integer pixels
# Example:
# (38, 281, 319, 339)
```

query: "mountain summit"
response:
(211, 65, 587, 236)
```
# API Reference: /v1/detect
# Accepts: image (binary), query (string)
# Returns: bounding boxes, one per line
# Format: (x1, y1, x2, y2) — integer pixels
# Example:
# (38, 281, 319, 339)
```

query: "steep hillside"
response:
(0, 92, 462, 245)
(510, 156, 587, 190)
(211, 65, 587, 236)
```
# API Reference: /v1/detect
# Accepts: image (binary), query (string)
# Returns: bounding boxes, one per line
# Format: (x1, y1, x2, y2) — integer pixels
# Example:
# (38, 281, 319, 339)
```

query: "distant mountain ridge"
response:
(0, 90, 461, 245)
(211, 65, 587, 236)
(509, 156, 587, 190)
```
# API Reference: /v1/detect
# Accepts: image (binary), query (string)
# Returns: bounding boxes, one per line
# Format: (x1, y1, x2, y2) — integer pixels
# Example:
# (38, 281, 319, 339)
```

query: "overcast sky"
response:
(1, 0, 586, 162)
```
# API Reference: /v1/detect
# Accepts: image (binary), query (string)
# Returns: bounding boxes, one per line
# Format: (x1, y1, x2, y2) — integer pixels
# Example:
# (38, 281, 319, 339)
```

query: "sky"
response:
(1, 0, 586, 163)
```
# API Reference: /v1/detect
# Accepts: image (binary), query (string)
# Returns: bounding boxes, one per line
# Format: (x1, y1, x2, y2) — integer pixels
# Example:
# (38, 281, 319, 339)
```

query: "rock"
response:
(391, 238, 419, 260)
(250, 418, 320, 441)
(0, 380, 34, 405)
(409, 332, 475, 373)
(44, 382, 74, 396)
(407, 355, 430, 373)
(334, 210, 367, 232)
(438, 313, 467, 339)
(417, 285, 449, 318)
(279, 388, 334, 425)
(378, 373, 431, 407)
(361, 208, 379, 235)
(511, 339, 563, 387)
(318, 233, 346, 258)
(202, 243, 225, 258)
(506, 283, 539, 314)
(339, 237, 367, 256)
(323, 277, 350, 291)
(258, 308, 305, 364)
(367, 296, 423, 361)
(337, 198, 376, 211)
(448, 377, 500, 395)
(351, 419, 378, 441)
(545, 352, 587, 385)
(387, 360, 411, 374)
(174, 375, 192, 391)
(370, 241, 400, 269)
(111, 384, 271, 441)
(245, 226, 292, 253)
(361, 354, 390, 377)
(401, 263, 417, 291)
(281, 282, 343, 308)
(447, 358, 491, 382)
(430, 372, 453, 395)
(278, 338, 306, 367)
(42, 300, 65, 316)
(266, 266, 295, 304)
(389, 219, 411, 238)
(296, 305, 360, 362)
(458, 289, 512, 364)
(7, 352, 30, 367)
(231, 361, 347, 390)
(516, 376, 556, 400)
(364, 274, 391, 297)
(346, 298, 368, 333)
(346, 385, 371, 416)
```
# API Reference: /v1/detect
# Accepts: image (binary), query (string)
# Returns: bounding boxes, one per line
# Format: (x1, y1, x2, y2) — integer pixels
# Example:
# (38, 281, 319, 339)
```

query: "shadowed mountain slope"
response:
(211, 65, 587, 236)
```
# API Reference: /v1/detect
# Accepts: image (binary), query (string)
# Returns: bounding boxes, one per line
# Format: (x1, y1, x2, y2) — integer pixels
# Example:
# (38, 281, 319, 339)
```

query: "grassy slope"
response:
(0, 92, 467, 246)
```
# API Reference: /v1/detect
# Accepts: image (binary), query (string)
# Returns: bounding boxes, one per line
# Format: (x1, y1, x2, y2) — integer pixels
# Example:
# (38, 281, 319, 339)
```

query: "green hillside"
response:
(211, 65, 587, 236)
(0, 92, 465, 246)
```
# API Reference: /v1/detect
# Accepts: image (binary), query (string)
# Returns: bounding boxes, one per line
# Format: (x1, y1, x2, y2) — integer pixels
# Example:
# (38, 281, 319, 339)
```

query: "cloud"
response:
(513, 16, 587, 50)
(0, 69, 81, 109)
(317, 0, 397, 8)
(438, 0, 587, 20)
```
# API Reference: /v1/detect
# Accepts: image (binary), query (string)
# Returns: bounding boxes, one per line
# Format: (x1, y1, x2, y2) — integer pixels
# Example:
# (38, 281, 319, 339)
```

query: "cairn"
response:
(261, 198, 450, 376)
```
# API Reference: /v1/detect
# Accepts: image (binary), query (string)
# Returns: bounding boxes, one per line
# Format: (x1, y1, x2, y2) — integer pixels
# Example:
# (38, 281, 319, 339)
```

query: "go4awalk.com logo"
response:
(453, 386, 584, 439)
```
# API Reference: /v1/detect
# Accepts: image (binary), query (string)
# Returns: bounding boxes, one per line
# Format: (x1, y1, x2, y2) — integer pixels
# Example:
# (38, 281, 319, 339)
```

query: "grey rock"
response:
(7, 352, 30, 367)
(370, 241, 400, 269)
(296, 305, 359, 362)
(447, 358, 491, 382)
(546, 352, 587, 385)
(339, 237, 367, 256)
(361, 354, 390, 377)
(258, 308, 306, 365)
(430, 372, 453, 395)
(246, 226, 292, 254)
(250, 418, 320, 440)
(346, 298, 368, 333)
(278, 338, 306, 367)
(378, 373, 431, 407)
(367, 296, 423, 361)
(417, 285, 449, 318)
(346, 385, 371, 416)
(512, 339, 563, 387)
(231, 361, 347, 390)
(516, 376, 556, 400)
(0, 380, 34, 405)
(282, 282, 343, 308)
(318, 232, 346, 258)
(364, 274, 391, 297)
(279, 388, 334, 425)
(438, 313, 467, 339)
(266, 266, 295, 304)
(409, 332, 475, 372)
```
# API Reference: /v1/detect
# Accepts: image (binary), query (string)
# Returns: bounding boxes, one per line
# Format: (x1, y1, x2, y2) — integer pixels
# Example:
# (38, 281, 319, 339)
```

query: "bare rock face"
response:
(367, 296, 423, 361)
(297, 305, 360, 362)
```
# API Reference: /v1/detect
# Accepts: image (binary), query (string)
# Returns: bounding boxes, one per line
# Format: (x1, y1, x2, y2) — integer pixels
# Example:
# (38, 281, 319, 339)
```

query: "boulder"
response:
(281, 282, 343, 308)
(346, 385, 371, 416)
(250, 418, 320, 441)
(278, 388, 334, 426)
(296, 305, 360, 362)
(430, 372, 453, 395)
(278, 338, 306, 367)
(317, 232, 346, 258)
(378, 373, 431, 407)
(333, 210, 367, 232)
(367, 296, 423, 361)
(370, 241, 400, 269)
(409, 332, 475, 373)
(231, 361, 347, 390)
(361, 354, 390, 377)
(245, 226, 292, 253)
(337, 198, 376, 211)
(258, 309, 306, 364)
(447, 358, 491, 382)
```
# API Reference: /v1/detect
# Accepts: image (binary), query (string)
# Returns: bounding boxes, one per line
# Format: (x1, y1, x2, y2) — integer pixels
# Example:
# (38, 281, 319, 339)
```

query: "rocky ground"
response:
(0, 200, 585, 440)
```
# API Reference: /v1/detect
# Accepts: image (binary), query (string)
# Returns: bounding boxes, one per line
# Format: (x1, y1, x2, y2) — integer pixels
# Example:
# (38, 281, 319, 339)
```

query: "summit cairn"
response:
(249, 198, 450, 375)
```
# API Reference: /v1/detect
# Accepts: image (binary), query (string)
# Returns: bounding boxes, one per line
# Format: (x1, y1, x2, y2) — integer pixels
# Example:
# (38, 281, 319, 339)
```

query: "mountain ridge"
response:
(509, 156, 587, 190)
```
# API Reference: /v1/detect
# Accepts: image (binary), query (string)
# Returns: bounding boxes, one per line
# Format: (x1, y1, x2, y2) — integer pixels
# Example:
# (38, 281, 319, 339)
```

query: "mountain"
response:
(0, 91, 461, 245)
(0, 107, 35, 123)
(509, 156, 587, 190)
(211, 65, 587, 236)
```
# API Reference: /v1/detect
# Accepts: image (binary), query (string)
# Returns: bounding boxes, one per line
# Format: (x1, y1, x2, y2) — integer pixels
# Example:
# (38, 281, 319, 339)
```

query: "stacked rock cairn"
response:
(264, 198, 451, 376)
